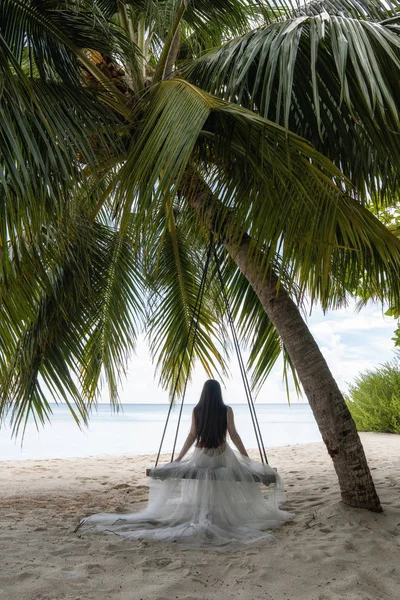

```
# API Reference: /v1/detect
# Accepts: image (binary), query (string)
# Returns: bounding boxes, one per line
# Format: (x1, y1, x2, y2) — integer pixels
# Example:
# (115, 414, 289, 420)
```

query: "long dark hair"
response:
(194, 380, 227, 448)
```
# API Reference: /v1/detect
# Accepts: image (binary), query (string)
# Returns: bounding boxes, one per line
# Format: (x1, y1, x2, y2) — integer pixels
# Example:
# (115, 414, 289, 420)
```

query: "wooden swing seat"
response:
(146, 466, 277, 486)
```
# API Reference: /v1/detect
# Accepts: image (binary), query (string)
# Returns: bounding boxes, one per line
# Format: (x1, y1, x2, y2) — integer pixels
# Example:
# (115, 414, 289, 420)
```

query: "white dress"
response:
(77, 409, 294, 546)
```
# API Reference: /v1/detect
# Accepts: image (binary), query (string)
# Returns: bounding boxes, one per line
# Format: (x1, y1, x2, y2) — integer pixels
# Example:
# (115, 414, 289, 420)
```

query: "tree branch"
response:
(153, 1, 186, 84)
(164, 24, 181, 79)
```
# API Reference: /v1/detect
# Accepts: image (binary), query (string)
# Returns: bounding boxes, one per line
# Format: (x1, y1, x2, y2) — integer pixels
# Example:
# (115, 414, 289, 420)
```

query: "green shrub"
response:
(345, 360, 400, 434)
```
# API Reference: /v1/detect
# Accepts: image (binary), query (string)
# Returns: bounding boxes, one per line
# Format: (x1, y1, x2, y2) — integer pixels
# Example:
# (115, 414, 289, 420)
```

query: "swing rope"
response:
(154, 232, 269, 467)
(212, 244, 268, 464)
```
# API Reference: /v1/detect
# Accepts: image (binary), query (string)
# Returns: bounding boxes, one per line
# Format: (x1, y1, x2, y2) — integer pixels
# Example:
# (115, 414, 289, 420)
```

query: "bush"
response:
(345, 360, 400, 434)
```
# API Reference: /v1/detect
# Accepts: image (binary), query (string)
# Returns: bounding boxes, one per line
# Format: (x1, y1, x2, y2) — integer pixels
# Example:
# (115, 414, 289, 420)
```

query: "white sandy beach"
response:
(1, 432, 399, 600)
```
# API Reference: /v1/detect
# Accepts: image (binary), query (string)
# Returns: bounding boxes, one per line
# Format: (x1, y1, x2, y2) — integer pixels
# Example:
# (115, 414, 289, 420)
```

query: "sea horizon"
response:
(0, 402, 321, 461)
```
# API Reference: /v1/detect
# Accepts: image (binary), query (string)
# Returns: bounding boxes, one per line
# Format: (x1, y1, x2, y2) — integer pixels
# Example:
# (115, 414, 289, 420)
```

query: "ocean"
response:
(0, 402, 321, 461)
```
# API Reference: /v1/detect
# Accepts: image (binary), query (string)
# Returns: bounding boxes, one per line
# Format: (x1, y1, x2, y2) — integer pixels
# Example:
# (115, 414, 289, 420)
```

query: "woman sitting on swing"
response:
(77, 379, 294, 546)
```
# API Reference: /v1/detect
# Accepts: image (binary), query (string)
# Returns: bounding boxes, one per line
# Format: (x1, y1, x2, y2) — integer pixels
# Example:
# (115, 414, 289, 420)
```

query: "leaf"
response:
(184, 6, 400, 204)
(0, 216, 144, 435)
(144, 201, 228, 396)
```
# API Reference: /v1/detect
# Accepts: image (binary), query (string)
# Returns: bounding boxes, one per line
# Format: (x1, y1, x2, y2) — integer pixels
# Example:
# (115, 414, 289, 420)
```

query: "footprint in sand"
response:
(16, 571, 35, 581)
(85, 563, 104, 574)
(60, 569, 88, 583)
(112, 483, 132, 490)
(140, 557, 172, 568)
(113, 505, 133, 513)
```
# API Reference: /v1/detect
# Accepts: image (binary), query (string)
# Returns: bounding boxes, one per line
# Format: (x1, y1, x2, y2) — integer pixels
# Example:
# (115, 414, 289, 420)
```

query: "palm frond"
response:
(0, 216, 144, 435)
(1, 0, 139, 83)
(114, 77, 400, 309)
(0, 218, 95, 436)
(0, 43, 125, 239)
(294, 0, 400, 21)
(183, 5, 400, 201)
(80, 219, 144, 405)
(115, 77, 348, 226)
(144, 202, 228, 396)
(192, 132, 400, 309)
(98, 0, 258, 41)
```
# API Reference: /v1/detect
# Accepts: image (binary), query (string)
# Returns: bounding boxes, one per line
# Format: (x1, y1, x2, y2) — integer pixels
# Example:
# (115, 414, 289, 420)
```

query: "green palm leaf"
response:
(116, 77, 347, 225)
(80, 219, 144, 405)
(97, 0, 257, 40)
(144, 202, 228, 395)
(0, 218, 95, 435)
(183, 3, 400, 201)
(215, 247, 302, 396)
(0, 26, 127, 242)
(114, 77, 400, 309)
(1, 0, 138, 83)
(0, 217, 143, 435)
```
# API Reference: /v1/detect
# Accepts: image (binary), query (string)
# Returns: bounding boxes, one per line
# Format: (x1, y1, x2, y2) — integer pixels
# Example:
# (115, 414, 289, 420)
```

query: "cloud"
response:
(103, 300, 397, 405)
(307, 302, 396, 393)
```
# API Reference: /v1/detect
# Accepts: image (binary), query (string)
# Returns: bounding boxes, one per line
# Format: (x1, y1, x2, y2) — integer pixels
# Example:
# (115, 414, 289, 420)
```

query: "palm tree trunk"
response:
(185, 175, 382, 512)
(226, 235, 381, 512)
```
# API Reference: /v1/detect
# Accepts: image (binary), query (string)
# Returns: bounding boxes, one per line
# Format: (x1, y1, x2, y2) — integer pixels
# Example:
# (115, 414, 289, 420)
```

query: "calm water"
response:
(0, 403, 321, 460)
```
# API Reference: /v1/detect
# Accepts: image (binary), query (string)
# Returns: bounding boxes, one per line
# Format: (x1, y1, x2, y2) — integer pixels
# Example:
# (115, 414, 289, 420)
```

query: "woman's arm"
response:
(227, 406, 249, 457)
(176, 411, 196, 461)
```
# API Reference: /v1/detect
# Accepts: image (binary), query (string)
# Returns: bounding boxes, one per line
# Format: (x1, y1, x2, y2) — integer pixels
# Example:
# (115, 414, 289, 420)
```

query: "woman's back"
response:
(191, 380, 249, 456)
(194, 404, 249, 458)
(193, 380, 227, 449)
(193, 398, 228, 448)
(194, 404, 228, 449)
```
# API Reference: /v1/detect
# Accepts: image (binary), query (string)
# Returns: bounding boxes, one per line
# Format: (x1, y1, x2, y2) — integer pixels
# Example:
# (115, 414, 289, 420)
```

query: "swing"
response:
(146, 231, 276, 487)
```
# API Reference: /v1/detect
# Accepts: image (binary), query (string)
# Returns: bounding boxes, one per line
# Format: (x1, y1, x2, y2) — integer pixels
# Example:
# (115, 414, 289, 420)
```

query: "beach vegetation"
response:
(346, 361, 400, 434)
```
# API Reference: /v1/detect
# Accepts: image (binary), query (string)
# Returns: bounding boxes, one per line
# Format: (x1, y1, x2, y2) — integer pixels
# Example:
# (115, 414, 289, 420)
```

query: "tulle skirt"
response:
(77, 444, 294, 546)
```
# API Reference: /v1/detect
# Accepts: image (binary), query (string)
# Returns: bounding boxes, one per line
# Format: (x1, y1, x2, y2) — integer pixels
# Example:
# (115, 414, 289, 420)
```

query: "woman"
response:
(77, 380, 294, 545)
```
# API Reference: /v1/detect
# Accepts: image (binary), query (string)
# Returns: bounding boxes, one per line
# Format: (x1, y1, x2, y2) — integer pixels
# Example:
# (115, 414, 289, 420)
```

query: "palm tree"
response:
(1, 0, 400, 512)
(182, 0, 400, 511)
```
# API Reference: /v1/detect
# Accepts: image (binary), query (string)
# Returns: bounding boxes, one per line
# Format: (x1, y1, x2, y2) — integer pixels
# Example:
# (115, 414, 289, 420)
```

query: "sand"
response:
(1, 432, 400, 600)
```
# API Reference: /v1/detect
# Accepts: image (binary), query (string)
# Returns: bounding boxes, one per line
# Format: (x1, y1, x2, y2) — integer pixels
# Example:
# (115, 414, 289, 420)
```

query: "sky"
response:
(104, 300, 398, 405)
